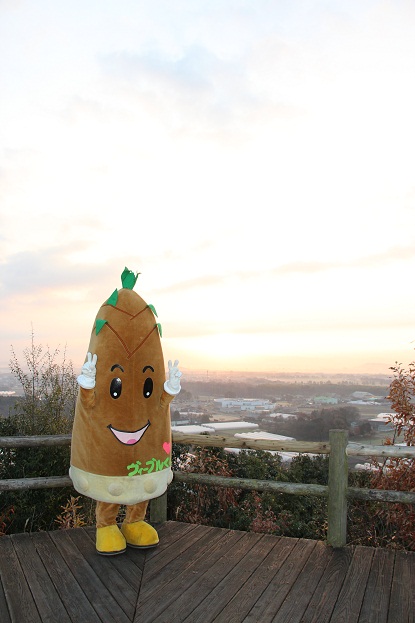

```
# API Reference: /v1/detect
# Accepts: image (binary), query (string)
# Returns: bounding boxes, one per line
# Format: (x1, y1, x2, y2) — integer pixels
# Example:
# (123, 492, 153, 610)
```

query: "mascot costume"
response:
(69, 267, 181, 555)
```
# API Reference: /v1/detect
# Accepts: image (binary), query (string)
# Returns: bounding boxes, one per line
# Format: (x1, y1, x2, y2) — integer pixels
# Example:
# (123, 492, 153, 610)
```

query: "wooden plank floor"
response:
(0, 521, 414, 622)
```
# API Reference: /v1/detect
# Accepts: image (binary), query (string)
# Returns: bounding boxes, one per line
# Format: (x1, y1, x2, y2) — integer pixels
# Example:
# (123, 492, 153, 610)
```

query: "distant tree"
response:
(357, 421, 372, 436)
(9, 333, 77, 435)
(168, 446, 329, 540)
(229, 449, 285, 481)
(347, 470, 388, 548)
(178, 389, 192, 401)
(168, 446, 239, 527)
(0, 335, 78, 534)
(266, 406, 360, 442)
(288, 454, 329, 485)
(368, 361, 415, 549)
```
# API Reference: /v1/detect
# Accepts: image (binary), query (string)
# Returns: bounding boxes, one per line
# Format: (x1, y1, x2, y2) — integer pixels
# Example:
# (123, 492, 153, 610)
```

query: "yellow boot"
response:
(96, 525, 126, 556)
(121, 520, 159, 548)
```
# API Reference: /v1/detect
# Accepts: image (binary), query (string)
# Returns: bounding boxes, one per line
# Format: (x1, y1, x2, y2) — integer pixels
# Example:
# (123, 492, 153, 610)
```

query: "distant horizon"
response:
(0, 359, 398, 380)
(2, 332, 413, 379)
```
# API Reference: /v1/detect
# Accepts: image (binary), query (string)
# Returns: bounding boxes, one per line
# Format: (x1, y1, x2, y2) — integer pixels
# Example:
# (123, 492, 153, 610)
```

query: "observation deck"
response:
(1, 520, 414, 623)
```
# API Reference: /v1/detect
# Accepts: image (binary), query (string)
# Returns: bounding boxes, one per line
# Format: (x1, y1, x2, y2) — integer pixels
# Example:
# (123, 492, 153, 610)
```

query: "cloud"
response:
(166, 315, 415, 340)
(155, 242, 415, 296)
(0, 246, 162, 312)
(98, 42, 301, 141)
(0, 246, 109, 298)
(100, 45, 246, 123)
(103, 45, 216, 90)
(266, 245, 415, 276)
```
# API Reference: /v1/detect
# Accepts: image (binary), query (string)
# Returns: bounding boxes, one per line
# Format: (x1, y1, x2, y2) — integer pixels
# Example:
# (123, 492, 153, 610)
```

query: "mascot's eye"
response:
(143, 377, 153, 399)
(110, 377, 122, 399)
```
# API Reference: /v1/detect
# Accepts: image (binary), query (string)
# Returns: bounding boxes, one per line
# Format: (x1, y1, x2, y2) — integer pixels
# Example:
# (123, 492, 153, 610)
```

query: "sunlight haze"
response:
(1, 1, 415, 375)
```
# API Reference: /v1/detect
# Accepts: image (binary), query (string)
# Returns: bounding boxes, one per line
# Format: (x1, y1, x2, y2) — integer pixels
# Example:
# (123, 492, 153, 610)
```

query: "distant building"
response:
(227, 430, 318, 464)
(314, 396, 338, 405)
(354, 462, 378, 472)
(234, 431, 296, 442)
(214, 398, 276, 413)
(265, 412, 297, 420)
(352, 391, 375, 400)
(171, 419, 191, 427)
(348, 400, 372, 406)
(171, 425, 216, 435)
(350, 392, 385, 403)
(200, 421, 259, 435)
(368, 413, 396, 433)
(171, 421, 259, 436)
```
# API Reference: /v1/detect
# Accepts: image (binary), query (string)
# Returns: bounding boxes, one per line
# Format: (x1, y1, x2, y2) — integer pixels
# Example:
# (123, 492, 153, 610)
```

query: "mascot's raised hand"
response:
(165, 359, 182, 395)
(77, 352, 97, 389)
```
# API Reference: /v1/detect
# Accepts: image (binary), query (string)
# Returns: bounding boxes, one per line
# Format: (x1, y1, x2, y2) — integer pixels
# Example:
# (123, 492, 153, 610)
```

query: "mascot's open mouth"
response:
(107, 420, 150, 445)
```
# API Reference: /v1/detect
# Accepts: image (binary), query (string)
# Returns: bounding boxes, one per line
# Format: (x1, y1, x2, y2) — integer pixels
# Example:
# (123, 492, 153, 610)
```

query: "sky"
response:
(1, 0, 415, 376)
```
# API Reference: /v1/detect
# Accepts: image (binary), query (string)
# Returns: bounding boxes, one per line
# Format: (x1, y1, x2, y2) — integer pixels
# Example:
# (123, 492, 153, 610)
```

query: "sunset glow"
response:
(1, 1, 415, 375)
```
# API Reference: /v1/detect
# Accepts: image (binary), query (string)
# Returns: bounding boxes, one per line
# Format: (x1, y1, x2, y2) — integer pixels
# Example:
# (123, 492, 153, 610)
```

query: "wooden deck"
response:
(0, 521, 414, 623)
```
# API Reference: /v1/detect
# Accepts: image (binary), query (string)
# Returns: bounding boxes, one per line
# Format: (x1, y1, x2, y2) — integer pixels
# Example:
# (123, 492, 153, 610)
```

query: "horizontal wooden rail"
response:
(1, 432, 414, 459)
(4, 471, 413, 504)
(173, 471, 328, 496)
(174, 432, 415, 459)
(172, 432, 330, 454)
(0, 476, 72, 491)
(0, 435, 72, 448)
(347, 442, 415, 459)
(2, 430, 415, 547)
(347, 486, 415, 504)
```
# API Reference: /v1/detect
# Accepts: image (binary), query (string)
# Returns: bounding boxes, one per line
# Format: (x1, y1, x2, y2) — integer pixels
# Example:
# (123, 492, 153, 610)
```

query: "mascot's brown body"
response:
(70, 268, 181, 555)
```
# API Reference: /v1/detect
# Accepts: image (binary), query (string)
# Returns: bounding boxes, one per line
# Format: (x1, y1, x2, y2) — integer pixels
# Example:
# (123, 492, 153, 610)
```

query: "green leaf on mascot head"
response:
(95, 319, 108, 335)
(121, 267, 140, 290)
(156, 323, 163, 337)
(148, 304, 158, 317)
(106, 289, 118, 306)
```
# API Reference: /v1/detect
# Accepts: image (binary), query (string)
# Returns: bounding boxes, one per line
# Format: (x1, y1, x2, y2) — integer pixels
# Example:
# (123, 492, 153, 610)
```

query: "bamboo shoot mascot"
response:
(69, 268, 181, 555)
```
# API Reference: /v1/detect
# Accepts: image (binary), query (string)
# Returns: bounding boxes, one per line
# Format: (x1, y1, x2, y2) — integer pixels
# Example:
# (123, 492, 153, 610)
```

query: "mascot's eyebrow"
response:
(111, 364, 125, 373)
(143, 365, 154, 373)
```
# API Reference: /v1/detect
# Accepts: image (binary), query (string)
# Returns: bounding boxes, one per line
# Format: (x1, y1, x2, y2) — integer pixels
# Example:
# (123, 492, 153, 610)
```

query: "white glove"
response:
(164, 359, 182, 395)
(77, 352, 97, 389)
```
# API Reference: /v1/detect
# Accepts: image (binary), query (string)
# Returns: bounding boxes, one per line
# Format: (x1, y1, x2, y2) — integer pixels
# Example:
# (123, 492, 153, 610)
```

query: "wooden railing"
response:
(1, 429, 415, 547)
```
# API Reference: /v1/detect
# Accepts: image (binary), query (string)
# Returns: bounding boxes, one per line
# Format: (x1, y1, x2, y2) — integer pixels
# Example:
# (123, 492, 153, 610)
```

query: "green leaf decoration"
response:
(95, 319, 107, 335)
(121, 267, 140, 290)
(148, 304, 158, 317)
(106, 289, 118, 306)
(156, 323, 163, 337)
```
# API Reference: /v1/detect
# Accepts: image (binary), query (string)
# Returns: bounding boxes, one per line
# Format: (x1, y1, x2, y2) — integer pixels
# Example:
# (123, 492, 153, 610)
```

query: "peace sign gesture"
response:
(165, 359, 182, 395)
(77, 352, 97, 389)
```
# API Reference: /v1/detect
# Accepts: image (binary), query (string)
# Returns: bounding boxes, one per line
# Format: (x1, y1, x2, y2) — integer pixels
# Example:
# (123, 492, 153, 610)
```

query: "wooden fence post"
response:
(150, 492, 168, 524)
(327, 429, 348, 547)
